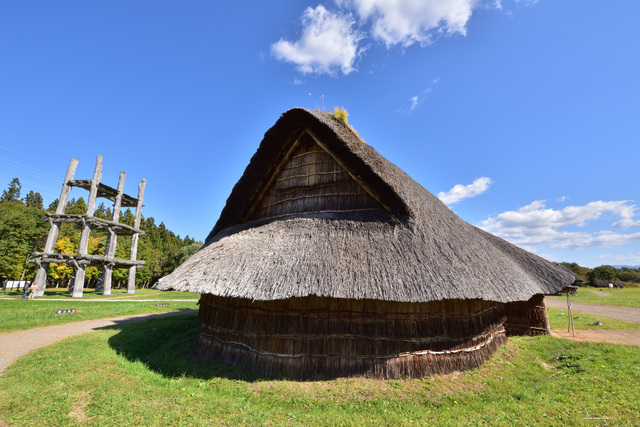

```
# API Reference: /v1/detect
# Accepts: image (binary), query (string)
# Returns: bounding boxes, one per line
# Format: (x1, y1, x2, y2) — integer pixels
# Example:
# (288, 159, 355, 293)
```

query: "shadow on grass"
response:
(106, 312, 258, 382)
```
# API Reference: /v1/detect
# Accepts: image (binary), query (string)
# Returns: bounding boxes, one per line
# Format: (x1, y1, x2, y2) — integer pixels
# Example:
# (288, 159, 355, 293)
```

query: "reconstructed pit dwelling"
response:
(158, 108, 579, 379)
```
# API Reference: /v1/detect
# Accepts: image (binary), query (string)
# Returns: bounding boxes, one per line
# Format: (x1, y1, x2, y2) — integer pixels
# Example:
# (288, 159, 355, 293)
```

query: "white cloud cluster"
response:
(272, 0, 479, 75)
(271, 5, 363, 75)
(478, 200, 640, 250)
(344, 0, 475, 47)
(437, 177, 492, 205)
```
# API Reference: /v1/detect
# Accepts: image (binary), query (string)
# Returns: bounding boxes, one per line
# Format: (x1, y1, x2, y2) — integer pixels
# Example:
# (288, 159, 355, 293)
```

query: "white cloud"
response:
(478, 200, 640, 250)
(437, 177, 492, 205)
(410, 95, 419, 110)
(596, 253, 640, 264)
(399, 78, 440, 113)
(343, 0, 476, 47)
(271, 5, 363, 76)
(273, 1, 537, 75)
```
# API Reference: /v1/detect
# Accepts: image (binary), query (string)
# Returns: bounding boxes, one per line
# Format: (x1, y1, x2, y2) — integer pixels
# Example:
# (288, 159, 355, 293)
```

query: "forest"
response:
(0, 178, 201, 289)
(561, 262, 640, 287)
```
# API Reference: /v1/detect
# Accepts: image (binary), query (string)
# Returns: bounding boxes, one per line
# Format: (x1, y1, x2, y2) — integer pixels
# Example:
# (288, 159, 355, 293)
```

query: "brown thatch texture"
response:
(197, 295, 508, 379)
(158, 108, 579, 303)
(504, 294, 551, 336)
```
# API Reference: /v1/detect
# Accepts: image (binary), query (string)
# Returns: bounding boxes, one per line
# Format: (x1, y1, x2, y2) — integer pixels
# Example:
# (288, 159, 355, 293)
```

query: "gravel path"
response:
(544, 297, 640, 323)
(0, 310, 197, 375)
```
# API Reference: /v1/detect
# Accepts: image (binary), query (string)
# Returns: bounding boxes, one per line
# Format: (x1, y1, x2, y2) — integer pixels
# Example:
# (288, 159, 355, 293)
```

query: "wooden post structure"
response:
(567, 292, 576, 337)
(127, 179, 146, 294)
(29, 156, 145, 298)
(70, 156, 103, 298)
(34, 158, 79, 297)
(99, 171, 126, 296)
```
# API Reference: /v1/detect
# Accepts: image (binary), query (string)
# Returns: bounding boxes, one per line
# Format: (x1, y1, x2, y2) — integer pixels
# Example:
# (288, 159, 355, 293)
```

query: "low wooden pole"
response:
(567, 292, 575, 337)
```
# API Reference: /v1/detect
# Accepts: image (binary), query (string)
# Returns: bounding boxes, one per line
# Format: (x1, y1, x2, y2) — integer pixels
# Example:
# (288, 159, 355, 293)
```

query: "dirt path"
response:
(544, 297, 640, 323)
(0, 310, 197, 375)
(585, 289, 612, 297)
(550, 329, 640, 346)
(545, 297, 640, 346)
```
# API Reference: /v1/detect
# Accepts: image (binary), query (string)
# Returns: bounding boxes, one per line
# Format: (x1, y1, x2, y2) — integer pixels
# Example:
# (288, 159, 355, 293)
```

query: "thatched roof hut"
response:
(159, 108, 579, 379)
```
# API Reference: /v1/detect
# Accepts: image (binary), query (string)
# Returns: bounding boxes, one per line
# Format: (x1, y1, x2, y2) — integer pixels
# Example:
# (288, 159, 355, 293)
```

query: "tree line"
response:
(0, 178, 201, 288)
(561, 262, 640, 287)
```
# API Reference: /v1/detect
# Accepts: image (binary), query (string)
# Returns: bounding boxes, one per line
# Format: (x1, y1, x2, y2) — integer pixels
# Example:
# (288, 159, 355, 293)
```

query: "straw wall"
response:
(251, 133, 382, 222)
(504, 294, 550, 336)
(198, 294, 509, 379)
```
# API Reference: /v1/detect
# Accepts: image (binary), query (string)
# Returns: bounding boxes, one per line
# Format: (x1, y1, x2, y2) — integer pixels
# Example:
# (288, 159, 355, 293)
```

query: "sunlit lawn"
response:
(1, 314, 638, 426)
(0, 287, 199, 300)
(0, 299, 197, 333)
(549, 287, 640, 308)
(546, 307, 640, 331)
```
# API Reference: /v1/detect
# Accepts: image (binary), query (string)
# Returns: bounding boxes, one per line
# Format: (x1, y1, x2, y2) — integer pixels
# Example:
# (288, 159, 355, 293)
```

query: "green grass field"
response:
(549, 287, 640, 308)
(1, 313, 638, 426)
(0, 287, 200, 300)
(546, 307, 640, 330)
(0, 299, 197, 333)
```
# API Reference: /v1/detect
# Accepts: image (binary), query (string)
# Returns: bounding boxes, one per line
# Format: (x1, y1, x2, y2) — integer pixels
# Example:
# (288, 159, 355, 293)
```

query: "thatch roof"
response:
(158, 108, 579, 303)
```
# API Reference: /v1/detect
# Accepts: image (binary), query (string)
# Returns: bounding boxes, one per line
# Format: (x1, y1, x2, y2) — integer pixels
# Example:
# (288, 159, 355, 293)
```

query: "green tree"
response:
(1, 178, 21, 202)
(586, 265, 618, 286)
(23, 190, 44, 209)
(94, 202, 110, 220)
(164, 242, 202, 272)
(618, 268, 640, 284)
(65, 197, 87, 214)
(47, 199, 59, 213)
(0, 199, 48, 280)
(560, 262, 591, 282)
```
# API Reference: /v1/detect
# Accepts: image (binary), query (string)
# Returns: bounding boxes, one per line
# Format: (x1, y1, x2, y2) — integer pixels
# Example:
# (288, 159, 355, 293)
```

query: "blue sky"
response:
(1, 1, 638, 268)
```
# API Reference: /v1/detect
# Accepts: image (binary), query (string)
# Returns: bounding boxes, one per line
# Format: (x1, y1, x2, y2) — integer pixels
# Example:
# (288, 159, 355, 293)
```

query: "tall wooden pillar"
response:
(70, 156, 102, 298)
(34, 158, 78, 297)
(101, 171, 126, 296)
(127, 179, 146, 294)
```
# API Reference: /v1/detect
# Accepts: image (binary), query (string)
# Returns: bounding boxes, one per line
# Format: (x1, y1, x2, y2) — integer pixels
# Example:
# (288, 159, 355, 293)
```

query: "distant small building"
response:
(159, 108, 579, 379)
(595, 279, 623, 289)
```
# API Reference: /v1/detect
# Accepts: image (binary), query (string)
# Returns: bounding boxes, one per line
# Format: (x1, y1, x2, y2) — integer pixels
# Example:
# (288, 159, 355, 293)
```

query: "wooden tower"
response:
(30, 156, 146, 297)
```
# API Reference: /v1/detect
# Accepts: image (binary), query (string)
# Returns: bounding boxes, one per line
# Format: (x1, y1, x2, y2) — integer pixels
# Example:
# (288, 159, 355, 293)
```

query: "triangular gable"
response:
(208, 109, 411, 240)
(245, 131, 385, 222)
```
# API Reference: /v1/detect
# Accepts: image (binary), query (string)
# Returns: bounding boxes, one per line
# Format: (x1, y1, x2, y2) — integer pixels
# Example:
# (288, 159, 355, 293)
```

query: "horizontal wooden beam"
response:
(67, 180, 140, 207)
(44, 214, 145, 236)
(30, 252, 145, 268)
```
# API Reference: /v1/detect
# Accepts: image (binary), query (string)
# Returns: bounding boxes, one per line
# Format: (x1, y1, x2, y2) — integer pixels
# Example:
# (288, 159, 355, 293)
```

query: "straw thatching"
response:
(159, 108, 580, 379)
